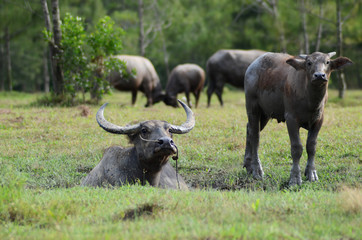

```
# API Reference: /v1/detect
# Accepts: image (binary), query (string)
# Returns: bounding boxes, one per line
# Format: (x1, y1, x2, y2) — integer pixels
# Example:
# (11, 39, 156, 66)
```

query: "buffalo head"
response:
(286, 52, 352, 86)
(96, 100, 195, 172)
(163, 95, 178, 108)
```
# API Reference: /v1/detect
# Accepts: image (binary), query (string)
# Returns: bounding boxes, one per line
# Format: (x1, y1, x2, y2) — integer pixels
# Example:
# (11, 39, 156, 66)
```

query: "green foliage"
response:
(1, 1, 361, 91)
(44, 13, 126, 104)
(61, 14, 88, 97)
(87, 16, 125, 58)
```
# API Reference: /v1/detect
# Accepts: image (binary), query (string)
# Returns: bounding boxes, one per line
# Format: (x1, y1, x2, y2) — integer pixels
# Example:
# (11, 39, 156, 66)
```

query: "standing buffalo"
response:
(109, 55, 164, 107)
(81, 100, 195, 190)
(164, 64, 205, 108)
(207, 49, 266, 107)
(243, 51, 352, 185)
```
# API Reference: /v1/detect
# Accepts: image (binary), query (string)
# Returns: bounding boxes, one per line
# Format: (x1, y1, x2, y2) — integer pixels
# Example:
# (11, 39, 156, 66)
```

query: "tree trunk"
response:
(138, 0, 145, 56)
(300, 0, 309, 54)
(336, 0, 346, 98)
(41, 0, 63, 95)
(5, 26, 12, 91)
(0, 43, 4, 91)
(315, 0, 323, 52)
(51, 0, 64, 95)
(153, 0, 170, 78)
(43, 48, 50, 93)
(161, 35, 170, 78)
(41, 0, 55, 92)
(270, 0, 286, 52)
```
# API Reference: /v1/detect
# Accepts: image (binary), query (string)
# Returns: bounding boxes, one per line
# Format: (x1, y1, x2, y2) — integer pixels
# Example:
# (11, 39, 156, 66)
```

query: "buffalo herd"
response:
(83, 50, 352, 189)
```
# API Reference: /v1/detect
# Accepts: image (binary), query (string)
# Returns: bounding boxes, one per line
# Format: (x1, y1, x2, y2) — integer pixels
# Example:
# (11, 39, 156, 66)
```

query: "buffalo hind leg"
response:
(215, 90, 223, 107)
(185, 90, 192, 108)
(244, 114, 268, 175)
(244, 107, 264, 179)
(207, 84, 215, 107)
(286, 118, 303, 185)
(305, 120, 322, 182)
(244, 123, 252, 172)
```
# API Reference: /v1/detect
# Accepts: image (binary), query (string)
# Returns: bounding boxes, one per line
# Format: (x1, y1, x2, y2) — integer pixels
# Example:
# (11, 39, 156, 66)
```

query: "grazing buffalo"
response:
(81, 100, 195, 190)
(206, 49, 266, 107)
(243, 51, 352, 185)
(109, 55, 164, 107)
(164, 64, 205, 108)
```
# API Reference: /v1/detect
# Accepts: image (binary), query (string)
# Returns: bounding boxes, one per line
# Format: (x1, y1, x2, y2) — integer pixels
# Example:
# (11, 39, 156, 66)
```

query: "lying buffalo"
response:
(243, 51, 352, 185)
(109, 55, 164, 107)
(164, 64, 205, 108)
(81, 100, 195, 189)
(207, 49, 266, 107)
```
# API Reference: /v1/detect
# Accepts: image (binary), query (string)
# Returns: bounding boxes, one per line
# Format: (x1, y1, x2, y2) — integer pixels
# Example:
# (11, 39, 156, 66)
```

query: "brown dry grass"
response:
(338, 186, 362, 214)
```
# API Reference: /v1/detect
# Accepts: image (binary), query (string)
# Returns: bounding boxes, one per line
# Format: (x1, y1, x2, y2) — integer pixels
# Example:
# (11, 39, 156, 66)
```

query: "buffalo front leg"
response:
(194, 91, 201, 108)
(206, 80, 215, 107)
(131, 90, 138, 105)
(286, 118, 303, 185)
(305, 121, 322, 182)
(185, 90, 192, 108)
(244, 111, 264, 179)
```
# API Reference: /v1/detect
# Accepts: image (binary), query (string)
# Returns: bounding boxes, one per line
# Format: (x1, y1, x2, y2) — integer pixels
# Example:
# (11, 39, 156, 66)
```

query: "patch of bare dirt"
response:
(113, 203, 163, 221)
(0, 109, 12, 114)
(78, 105, 91, 117)
(9, 116, 24, 123)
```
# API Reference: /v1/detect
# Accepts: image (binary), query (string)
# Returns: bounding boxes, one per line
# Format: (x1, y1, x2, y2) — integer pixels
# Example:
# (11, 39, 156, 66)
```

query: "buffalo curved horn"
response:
(299, 54, 307, 59)
(169, 100, 195, 134)
(96, 103, 141, 134)
(328, 52, 336, 58)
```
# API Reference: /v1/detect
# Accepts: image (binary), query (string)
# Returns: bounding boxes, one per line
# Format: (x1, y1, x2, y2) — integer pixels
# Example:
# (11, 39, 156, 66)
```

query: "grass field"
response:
(0, 89, 361, 239)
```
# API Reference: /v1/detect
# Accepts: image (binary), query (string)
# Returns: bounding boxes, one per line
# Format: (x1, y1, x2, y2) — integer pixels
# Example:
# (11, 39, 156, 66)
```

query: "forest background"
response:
(0, 0, 361, 94)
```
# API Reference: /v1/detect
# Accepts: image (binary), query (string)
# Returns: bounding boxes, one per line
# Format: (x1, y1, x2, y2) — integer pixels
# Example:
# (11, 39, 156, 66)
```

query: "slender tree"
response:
(0, 44, 3, 91)
(138, 0, 145, 56)
(41, 0, 64, 96)
(257, 0, 286, 52)
(152, 0, 170, 78)
(4, 26, 12, 91)
(51, 0, 64, 95)
(300, 0, 309, 54)
(43, 48, 50, 93)
(315, 0, 323, 52)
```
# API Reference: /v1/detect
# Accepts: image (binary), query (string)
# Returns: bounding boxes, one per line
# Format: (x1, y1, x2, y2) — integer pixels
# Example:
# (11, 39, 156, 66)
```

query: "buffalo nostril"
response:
(157, 137, 174, 146)
(314, 72, 326, 79)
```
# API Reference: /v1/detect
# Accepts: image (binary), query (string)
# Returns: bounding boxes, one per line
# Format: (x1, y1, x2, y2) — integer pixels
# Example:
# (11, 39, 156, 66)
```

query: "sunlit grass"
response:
(0, 89, 361, 239)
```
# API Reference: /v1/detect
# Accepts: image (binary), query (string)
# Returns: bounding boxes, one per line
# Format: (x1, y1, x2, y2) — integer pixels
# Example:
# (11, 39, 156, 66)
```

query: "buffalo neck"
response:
(143, 170, 162, 186)
(135, 148, 169, 186)
(307, 79, 328, 112)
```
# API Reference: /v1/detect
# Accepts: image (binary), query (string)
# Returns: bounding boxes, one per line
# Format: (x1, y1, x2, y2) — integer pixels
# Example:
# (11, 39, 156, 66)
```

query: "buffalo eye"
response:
(141, 128, 148, 136)
(326, 60, 330, 64)
(307, 61, 312, 66)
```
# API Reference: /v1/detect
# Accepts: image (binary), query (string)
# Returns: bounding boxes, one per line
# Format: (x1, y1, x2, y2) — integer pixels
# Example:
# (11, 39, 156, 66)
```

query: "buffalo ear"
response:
(330, 57, 353, 71)
(286, 58, 305, 70)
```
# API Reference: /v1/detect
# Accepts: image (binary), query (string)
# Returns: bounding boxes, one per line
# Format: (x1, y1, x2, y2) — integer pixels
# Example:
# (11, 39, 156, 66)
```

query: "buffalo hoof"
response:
(252, 167, 264, 180)
(243, 157, 252, 174)
(289, 168, 302, 186)
(243, 157, 264, 179)
(251, 159, 264, 179)
(305, 168, 319, 182)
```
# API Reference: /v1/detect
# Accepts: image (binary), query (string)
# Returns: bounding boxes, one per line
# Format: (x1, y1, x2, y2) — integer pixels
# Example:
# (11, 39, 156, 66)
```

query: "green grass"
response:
(0, 89, 361, 239)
